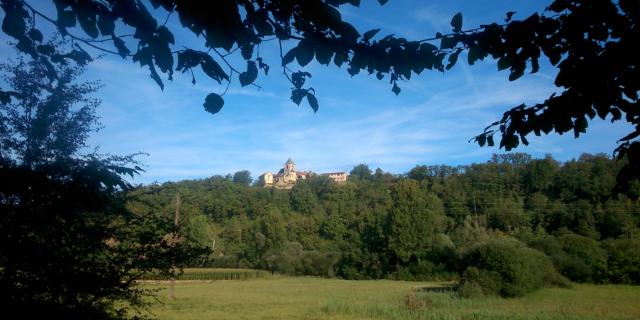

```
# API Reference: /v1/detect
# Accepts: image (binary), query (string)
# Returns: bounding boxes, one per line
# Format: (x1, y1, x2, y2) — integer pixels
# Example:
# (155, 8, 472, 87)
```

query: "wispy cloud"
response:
(411, 5, 451, 31)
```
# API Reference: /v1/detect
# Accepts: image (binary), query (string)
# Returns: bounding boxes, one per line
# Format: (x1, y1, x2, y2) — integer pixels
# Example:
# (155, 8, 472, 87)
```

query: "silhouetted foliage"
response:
(0, 46, 100, 167)
(0, 160, 148, 319)
(0, 45, 207, 319)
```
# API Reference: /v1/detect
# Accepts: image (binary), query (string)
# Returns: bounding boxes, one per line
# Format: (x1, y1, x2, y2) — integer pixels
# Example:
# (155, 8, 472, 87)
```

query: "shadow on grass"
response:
(415, 285, 456, 294)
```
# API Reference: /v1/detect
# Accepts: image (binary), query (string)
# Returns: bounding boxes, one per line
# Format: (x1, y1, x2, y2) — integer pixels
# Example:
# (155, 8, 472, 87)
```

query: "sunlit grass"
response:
(325, 284, 640, 320)
(141, 276, 640, 320)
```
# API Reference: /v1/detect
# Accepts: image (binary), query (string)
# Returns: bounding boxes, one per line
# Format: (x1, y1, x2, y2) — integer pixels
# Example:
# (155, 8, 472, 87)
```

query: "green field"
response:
(142, 276, 640, 320)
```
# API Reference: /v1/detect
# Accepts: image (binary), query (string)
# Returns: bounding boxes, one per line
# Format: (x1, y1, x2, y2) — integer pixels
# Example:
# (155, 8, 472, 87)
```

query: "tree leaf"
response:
(149, 64, 164, 90)
(241, 45, 253, 60)
(477, 134, 486, 147)
(252, 11, 274, 36)
(505, 11, 516, 22)
(113, 36, 130, 58)
(153, 45, 174, 75)
(497, 56, 511, 71)
(176, 49, 201, 71)
(66, 44, 93, 66)
(363, 28, 380, 41)
(618, 130, 640, 143)
(446, 48, 462, 70)
(306, 92, 319, 113)
(291, 71, 308, 89)
(509, 68, 524, 81)
(77, 13, 99, 38)
(296, 41, 314, 67)
(27, 29, 43, 42)
(97, 14, 115, 36)
(334, 52, 346, 67)
(201, 55, 228, 83)
(157, 25, 174, 44)
(392, 83, 401, 95)
(58, 10, 77, 28)
(530, 57, 539, 74)
(467, 46, 480, 65)
(36, 44, 55, 55)
(1, 5, 27, 38)
(257, 57, 269, 75)
(239, 60, 258, 86)
(451, 12, 463, 32)
(440, 36, 456, 50)
(291, 89, 307, 105)
(315, 47, 333, 65)
(282, 47, 297, 66)
(203, 93, 224, 114)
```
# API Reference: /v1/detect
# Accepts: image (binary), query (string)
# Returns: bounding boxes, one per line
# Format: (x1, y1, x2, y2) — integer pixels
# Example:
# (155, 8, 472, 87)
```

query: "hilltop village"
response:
(258, 158, 347, 189)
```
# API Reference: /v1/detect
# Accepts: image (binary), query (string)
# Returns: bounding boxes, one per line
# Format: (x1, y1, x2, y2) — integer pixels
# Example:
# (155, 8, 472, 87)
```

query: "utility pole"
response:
(169, 193, 180, 299)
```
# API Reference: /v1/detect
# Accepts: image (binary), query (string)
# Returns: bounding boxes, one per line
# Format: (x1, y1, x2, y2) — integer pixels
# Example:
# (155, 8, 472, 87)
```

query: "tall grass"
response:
(323, 285, 640, 320)
(141, 278, 640, 320)
(139, 268, 271, 281)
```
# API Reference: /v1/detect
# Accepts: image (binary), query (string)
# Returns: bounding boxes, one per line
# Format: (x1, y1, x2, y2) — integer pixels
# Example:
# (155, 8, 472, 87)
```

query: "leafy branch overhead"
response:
(1, 0, 638, 187)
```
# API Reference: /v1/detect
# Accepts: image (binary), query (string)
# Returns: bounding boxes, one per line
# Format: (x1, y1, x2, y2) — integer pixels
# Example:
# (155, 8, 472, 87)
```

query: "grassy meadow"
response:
(141, 276, 640, 320)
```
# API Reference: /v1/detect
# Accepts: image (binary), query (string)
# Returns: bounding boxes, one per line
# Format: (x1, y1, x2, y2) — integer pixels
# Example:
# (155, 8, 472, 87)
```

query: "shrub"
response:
(602, 236, 640, 284)
(262, 242, 339, 276)
(530, 233, 607, 283)
(458, 267, 500, 298)
(457, 278, 485, 298)
(459, 238, 569, 297)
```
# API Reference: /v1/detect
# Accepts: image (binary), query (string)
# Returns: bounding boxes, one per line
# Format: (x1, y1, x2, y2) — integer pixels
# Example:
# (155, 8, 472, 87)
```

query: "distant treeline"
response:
(126, 153, 640, 297)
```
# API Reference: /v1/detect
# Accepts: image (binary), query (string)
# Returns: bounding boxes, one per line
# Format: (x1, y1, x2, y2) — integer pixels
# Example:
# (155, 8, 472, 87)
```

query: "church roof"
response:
(285, 158, 295, 165)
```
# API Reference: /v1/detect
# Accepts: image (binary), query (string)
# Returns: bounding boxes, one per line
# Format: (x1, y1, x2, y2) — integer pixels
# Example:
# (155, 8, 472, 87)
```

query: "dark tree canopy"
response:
(233, 169, 252, 186)
(349, 163, 372, 180)
(0, 42, 210, 318)
(0, 48, 100, 167)
(0, 0, 638, 181)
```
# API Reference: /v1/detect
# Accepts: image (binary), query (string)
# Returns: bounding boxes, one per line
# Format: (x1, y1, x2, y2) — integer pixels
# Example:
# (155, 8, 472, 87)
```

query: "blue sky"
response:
(1, 1, 634, 183)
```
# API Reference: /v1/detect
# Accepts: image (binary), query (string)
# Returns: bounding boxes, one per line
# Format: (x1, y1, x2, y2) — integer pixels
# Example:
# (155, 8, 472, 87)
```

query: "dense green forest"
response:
(127, 153, 640, 297)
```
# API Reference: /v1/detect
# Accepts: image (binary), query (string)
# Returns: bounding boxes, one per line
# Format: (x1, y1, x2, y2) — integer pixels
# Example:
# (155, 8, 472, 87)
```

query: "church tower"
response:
(284, 158, 296, 173)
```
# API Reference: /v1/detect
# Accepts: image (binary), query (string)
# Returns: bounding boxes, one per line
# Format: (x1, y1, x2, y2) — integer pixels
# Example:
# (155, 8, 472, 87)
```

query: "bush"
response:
(457, 278, 486, 298)
(458, 267, 500, 298)
(602, 236, 640, 284)
(459, 238, 569, 297)
(262, 242, 339, 277)
(530, 233, 607, 283)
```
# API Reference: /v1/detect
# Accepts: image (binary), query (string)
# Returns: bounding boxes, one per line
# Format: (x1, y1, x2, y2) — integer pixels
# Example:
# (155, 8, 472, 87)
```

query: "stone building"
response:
(258, 158, 346, 189)
(322, 172, 347, 182)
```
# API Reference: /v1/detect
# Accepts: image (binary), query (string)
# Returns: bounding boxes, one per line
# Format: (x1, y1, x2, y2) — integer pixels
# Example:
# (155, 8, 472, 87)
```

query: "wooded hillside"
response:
(127, 153, 640, 295)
